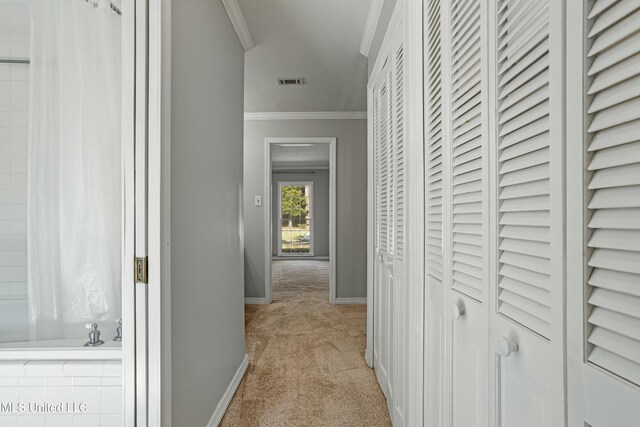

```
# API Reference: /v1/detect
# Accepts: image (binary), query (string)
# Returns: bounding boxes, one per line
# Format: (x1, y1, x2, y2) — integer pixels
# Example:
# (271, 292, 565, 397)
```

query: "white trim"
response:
(244, 298, 267, 305)
(367, 1, 403, 91)
(335, 298, 367, 305)
(134, 0, 150, 425)
(220, 0, 254, 51)
(277, 180, 315, 257)
(272, 165, 329, 171)
(359, 0, 384, 57)
(160, 0, 172, 424)
(265, 138, 337, 305)
(121, 1, 135, 426)
(245, 111, 366, 121)
(365, 74, 374, 368)
(404, 0, 424, 424)
(148, 0, 165, 424)
(206, 354, 249, 427)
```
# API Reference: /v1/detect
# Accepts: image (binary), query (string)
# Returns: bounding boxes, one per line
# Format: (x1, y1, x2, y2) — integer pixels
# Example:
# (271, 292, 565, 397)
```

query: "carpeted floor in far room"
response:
(221, 260, 391, 426)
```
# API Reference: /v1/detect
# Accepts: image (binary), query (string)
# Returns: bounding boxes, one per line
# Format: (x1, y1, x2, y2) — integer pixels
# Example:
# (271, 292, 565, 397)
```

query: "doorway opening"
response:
(264, 138, 336, 304)
(278, 181, 314, 256)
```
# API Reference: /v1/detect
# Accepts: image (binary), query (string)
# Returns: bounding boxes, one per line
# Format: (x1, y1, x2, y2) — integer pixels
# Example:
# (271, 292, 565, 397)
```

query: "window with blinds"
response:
(394, 45, 405, 259)
(425, 0, 443, 283)
(449, 0, 484, 301)
(585, 0, 640, 387)
(496, 0, 552, 338)
(379, 81, 389, 253)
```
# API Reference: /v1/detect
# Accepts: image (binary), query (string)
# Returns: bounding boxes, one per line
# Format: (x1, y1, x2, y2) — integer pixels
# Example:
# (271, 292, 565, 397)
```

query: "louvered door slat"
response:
(374, 89, 380, 250)
(425, 0, 444, 282)
(394, 45, 405, 259)
(585, 0, 640, 387)
(387, 72, 395, 257)
(450, 0, 485, 301)
(379, 81, 389, 253)
(497, 0, 552, 338)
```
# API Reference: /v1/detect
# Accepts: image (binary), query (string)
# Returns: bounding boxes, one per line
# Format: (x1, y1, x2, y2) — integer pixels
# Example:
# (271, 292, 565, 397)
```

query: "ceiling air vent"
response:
(277, 77, 305, 86)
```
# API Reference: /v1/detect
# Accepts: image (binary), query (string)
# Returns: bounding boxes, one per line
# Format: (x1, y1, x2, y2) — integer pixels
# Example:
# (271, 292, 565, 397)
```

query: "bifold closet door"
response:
(423, 0, 447, 425)
(373, 59, 394, 402)
(443, 0, 490, 426)
(390, 24, 408, 426)
(566, 0, 640, 425)
(488, 0, 565, 425)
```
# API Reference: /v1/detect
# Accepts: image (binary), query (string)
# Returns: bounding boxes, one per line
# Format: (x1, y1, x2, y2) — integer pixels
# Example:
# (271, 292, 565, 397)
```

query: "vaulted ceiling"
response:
(237, 0, 371, 113)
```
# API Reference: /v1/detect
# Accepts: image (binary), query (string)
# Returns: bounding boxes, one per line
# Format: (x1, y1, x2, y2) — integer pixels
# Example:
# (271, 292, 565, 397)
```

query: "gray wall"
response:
(244, 120, 367, 299)
(272, 171, 330, 257)
(171, 0, 246, 425)
(368, 0, 398, 77)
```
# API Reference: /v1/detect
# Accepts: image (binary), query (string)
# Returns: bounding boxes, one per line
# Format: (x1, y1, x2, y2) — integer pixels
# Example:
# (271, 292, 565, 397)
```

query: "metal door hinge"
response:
(135, 257, 148, 284)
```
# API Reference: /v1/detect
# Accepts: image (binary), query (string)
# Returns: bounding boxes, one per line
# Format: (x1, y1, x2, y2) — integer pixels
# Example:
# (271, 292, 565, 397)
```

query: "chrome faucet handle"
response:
(84, 323, 105, 347)
(113, 319, 122, 342)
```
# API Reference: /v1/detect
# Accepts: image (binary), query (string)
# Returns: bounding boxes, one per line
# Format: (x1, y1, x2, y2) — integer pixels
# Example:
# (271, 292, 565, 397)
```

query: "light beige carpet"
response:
(221, 260, 391, 426)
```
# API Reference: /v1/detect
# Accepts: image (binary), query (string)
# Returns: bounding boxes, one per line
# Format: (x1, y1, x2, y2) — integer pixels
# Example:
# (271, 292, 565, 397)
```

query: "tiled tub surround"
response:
(0, 359, 122, 426)
(0, 32, 30, 343)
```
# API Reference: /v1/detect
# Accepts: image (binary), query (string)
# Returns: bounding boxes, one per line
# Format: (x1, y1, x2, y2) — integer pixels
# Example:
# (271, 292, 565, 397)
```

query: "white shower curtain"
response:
(28, 0, 122, 340)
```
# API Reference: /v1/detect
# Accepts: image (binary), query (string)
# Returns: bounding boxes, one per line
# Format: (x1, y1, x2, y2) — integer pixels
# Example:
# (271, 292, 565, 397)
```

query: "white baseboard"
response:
(244, 297, 267, 304)
(207, 353, 249, 427)
(335, 297, 367, 305)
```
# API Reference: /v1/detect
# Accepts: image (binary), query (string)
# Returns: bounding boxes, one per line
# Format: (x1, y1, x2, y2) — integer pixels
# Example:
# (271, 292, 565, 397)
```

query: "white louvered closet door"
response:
(441, 0, 490, 426)
(373, 58, 394, 403)
(390, 25, 408, 426)
(423, 0, 447, 425)
(389, 25, 409, 426)
(488, 0, 565, 425)
(566, 0, 640, 425)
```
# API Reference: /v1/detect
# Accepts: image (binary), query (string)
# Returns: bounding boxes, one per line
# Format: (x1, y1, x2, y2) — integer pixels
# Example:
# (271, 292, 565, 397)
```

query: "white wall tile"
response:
(0, 385, 17, 402)
(24, 362, 65, 378)
(43, 386, 72, 405)
(16, 386, 45, 404)
(72, 387, 100, 414)
(0, 361, 25, 377)
(72, 415, 99, 427)
(0, 415, 17, 427)
(99, 387, 121, 415)
(100, 362, 121, 378)
(63, 361, 102, 378)
(16, 415, 45, 427)
(100, 377, 121, 387)
(43, 414, 72, 427)
(17, 377, 45, 387)
(72, 377, 101, 387)
(0, 42, 28, 340)
(44, 378, 72, 387)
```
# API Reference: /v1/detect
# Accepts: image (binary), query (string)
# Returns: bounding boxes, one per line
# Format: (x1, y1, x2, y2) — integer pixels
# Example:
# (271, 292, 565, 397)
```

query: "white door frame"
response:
(264, 137, 336, 304)
(135, 0, 171, 425)
(277, 180, 315, 257)
(121, 0, 136, 424)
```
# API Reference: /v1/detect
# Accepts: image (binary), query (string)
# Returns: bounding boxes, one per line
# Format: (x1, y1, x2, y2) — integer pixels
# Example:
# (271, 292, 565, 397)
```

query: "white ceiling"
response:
(239, 0, 370, 113)
(271, 144, 330, 168)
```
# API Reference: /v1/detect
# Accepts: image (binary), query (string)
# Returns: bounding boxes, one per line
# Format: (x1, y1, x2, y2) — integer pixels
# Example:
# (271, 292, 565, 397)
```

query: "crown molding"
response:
(359, 0, 384, 57)
(244, 111, 367, 121)
(221, 0, 254, 51)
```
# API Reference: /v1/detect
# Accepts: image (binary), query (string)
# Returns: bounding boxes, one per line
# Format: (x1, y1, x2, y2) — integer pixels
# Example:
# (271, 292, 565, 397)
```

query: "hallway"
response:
(222, 261, 391, 426)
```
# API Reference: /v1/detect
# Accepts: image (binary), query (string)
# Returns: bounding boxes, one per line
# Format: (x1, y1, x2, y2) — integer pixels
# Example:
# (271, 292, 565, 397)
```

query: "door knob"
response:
(498, 336, 518, 358)
(452, 300, 465, 320)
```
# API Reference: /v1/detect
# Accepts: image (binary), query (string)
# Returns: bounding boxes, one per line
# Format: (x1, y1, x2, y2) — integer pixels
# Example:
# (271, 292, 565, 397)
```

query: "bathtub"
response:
(0, 338, 122, 361)
(0, 339, 123, 425)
